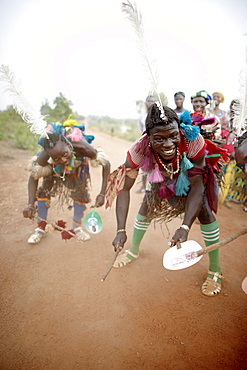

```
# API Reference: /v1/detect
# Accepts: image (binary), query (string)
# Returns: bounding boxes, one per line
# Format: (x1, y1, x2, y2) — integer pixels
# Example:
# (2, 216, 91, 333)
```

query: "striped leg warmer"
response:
(129, 213, 151, 255)
(200, 221, 221, 273)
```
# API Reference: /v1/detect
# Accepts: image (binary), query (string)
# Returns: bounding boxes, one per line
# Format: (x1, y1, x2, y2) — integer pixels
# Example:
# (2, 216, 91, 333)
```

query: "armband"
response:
(180, 224, 190, 232)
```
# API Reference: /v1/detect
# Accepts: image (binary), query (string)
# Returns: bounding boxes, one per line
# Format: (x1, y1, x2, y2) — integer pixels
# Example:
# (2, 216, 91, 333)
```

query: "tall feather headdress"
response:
(122, 1, 167, 121)
(232, 37, 247, 136)
(0, 64, 48, 138)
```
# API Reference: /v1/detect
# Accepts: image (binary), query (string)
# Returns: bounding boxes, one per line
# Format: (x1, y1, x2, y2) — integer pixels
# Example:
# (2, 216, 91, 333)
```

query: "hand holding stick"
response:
(101, 243, 121, 282)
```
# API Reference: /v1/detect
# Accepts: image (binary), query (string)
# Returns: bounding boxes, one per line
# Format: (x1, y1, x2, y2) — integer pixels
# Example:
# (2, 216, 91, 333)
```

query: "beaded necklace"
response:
(155, 149, 180, 179)
(53, 145, 76, 181)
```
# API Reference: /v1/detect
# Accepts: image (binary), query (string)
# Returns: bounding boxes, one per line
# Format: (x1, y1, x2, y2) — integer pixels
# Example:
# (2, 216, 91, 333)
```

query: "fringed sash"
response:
(105, 165, 138, 208)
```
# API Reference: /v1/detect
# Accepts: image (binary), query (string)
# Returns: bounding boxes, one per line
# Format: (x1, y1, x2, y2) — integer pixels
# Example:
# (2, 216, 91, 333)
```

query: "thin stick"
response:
(35, 216, 76, 238)
(101, 246, 121, 282)
(194, 228, 247, 257)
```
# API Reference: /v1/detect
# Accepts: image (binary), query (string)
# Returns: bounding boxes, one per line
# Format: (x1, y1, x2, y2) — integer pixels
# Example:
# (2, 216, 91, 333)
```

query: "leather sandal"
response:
(113, 250, 139, 268)
(201, 270, 223, 296)
(28, 227, 46, 244)
(74, 226, 90, 242)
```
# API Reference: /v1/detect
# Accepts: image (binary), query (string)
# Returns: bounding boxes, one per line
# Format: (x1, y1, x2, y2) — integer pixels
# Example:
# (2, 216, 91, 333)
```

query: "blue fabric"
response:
(179, 111, 200, 141)
(73, 202, 86, 227)
(180, 123, 200, 141)
(37, 200, 49, 221)
(175, 153, 194, 196)
(179, 110, 192, 125)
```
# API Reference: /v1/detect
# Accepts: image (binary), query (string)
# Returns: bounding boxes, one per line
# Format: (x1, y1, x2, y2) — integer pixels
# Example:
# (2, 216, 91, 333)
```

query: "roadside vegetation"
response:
(0, 92, 140, 152)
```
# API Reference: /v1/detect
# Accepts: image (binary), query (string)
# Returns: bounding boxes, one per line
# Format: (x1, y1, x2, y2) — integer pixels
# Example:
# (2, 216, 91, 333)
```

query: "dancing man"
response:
(23, 119, 110, 243)
(106, 103, 228, 296)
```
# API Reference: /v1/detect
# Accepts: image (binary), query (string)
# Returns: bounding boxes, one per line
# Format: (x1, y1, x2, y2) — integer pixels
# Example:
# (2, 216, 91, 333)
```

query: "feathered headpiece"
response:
(232, 39, 247, 136)
(122, 1, 167, 121)
(0, 64, 48, 138)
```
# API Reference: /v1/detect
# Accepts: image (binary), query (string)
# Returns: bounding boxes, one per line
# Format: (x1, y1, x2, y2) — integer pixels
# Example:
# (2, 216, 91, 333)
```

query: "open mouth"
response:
(163, 149, 174, 155)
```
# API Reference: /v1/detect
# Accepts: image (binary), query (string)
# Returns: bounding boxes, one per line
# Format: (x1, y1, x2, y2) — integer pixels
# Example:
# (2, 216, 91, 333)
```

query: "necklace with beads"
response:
(155, 149, 180, 179)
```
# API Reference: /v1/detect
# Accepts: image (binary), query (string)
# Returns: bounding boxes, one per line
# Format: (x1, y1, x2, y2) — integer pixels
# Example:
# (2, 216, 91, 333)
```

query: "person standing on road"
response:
(106, 103, 228, 297)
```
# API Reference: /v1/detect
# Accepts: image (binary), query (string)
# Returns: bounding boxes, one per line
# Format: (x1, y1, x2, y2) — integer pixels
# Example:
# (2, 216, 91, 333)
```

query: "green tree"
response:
(52, 92, 73, 122)
(40, 99, 52, 117)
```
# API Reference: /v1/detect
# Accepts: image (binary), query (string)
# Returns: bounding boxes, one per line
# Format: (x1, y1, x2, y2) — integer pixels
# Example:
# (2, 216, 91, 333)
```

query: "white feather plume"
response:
(232, 40, 247, 136)
(122, 1, 163, 107)
(0, 64, 48, 137)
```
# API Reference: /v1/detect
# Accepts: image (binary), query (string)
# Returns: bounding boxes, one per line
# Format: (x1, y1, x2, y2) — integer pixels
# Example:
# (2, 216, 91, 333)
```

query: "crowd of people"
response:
(22, 88, 246, 298)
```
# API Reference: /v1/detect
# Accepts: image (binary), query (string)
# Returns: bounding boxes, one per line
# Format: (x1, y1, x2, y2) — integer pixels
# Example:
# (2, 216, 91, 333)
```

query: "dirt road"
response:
(0, 131, 246, 369)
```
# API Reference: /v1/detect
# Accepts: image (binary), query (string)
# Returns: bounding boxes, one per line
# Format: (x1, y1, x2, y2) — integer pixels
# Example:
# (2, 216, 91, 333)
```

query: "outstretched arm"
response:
(93, 160, 111, 207)
(112, 157, 137, 251)
(23, 175, 39, 219)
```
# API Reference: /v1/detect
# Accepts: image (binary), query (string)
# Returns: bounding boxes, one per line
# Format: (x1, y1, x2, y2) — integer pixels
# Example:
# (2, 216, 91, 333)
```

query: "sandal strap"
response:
(208, 270, 223, 281)
(126, 250, 139, 259)
(34, 227, 45, 235)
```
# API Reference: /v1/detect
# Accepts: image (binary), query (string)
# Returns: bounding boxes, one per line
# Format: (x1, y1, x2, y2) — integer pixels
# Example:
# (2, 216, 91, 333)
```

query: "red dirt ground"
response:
(0, 131, 246, 370)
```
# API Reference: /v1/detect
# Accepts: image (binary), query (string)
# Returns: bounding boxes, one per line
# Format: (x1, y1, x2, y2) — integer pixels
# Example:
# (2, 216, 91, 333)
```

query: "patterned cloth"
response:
(105, 166, 138, 208)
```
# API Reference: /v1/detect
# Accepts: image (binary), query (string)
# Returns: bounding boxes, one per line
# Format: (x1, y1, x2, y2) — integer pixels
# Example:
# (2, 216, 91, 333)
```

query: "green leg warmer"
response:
(128, 213, 151, 258)
(200, 220, 221, 279)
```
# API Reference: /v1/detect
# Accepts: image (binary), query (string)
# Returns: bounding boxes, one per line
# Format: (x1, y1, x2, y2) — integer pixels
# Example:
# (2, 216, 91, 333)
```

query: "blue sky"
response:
(0, 0, 247, 118)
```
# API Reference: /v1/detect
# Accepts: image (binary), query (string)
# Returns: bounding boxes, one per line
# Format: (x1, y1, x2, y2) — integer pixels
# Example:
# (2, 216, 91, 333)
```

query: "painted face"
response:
(192, 97, 207, 113)
(149, 121, 180, 161)
(213, 93, 222, 106)
(174, 94, 184, 108)
(46, 141, 72, 166)
(145, 96, 156, 111)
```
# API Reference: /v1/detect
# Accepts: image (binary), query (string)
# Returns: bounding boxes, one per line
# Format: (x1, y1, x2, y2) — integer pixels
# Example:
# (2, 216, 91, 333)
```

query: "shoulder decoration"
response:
(27, 155, 52, 180)
(179, 110, 200, 141)
(90, 148, 108, 167)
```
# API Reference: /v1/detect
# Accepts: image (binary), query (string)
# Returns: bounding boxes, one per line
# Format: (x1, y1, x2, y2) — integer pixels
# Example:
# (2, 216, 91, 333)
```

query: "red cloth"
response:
(188, 165, 218, 214)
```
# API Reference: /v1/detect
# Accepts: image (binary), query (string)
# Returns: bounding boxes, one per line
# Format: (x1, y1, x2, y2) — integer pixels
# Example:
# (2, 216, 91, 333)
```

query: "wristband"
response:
(180, 224, 190, 232)
(99, 193, 105, 197)
(117, 229, 126, 233)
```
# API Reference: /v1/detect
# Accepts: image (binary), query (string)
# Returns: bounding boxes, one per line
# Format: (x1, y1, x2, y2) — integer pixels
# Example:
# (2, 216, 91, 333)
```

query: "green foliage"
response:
(40, 98, 52, 117)
(0, 106, 39, 151)
(0, 93, 139, 152)
(40, 92, 73, 123)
